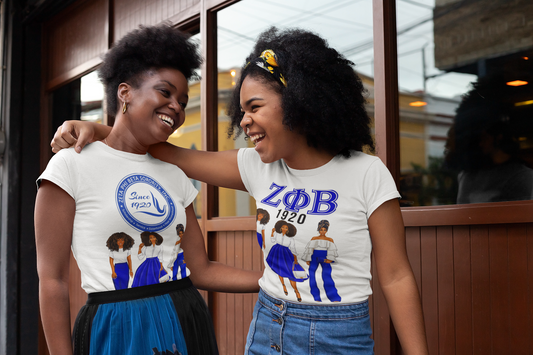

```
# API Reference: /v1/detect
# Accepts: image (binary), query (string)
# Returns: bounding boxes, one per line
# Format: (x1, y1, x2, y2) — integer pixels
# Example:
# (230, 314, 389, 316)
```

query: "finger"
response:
(58, 124, 78, 146)
(51, 134, 76, 153)
(73, 125, 93, 154)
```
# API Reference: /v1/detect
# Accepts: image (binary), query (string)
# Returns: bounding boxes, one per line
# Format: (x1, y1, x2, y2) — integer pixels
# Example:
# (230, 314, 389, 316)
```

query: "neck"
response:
(105, 116, 150, 155)
(283, 146, 336, 170)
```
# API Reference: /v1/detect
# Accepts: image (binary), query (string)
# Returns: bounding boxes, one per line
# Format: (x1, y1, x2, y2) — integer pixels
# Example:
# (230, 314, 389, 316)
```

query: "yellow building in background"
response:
(167, 69, 461, 216)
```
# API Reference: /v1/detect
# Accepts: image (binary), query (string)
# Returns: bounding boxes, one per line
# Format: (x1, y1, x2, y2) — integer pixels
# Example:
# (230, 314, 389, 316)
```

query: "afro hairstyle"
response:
(227, 27, 374, 157)
(140, 231, 164, 246)
(98, 24, 202, 117)
(256, 208, 270, 224)
(106, 232, 135, 252)
(273, 220, 297, 237)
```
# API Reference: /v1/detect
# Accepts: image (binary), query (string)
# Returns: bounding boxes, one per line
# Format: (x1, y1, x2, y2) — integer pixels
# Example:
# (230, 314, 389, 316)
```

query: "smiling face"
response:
(149, 234, 157, 246)
(280, 224, 289, 235)
(117, 238, 125, 248)
(122, 67, 189, 147)
(239, 76, 307, 165)
(319, 227, 327, 236)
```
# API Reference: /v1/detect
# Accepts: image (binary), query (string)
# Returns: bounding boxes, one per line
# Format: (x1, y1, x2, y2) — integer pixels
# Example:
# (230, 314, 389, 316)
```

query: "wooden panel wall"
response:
(44, 0, 109, 90)
(210, 223, 533, 355)
(113, 0, 200, 43)
(402, 223, 533, 355)
(209, 230, 264, 355)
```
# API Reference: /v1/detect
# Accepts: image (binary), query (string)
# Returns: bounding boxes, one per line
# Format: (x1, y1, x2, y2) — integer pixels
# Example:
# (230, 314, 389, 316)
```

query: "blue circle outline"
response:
(115, 173, 176, 232)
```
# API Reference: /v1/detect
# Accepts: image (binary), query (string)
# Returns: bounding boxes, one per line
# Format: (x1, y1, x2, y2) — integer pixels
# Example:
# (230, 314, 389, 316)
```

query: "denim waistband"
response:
(258, 288, 369, 320)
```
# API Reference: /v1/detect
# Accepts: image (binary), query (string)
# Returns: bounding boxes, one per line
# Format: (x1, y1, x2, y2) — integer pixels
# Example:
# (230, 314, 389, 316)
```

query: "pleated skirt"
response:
(72, 278, 218, 355)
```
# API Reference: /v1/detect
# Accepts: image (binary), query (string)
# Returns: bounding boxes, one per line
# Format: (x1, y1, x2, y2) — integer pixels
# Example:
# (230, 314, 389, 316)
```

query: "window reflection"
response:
(80, 71, 104, 124)
(397, 0, 533, 206)
(217, 0, 375, 216)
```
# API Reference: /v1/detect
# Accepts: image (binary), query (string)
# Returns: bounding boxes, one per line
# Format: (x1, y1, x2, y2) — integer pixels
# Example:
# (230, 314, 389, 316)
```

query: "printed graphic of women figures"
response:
(168, 224, 187, 280)
(301, 220, 341, 302)
(106, 232, 135, 290)
(132, 231, 169, 287)
(256, 208, 270, 249)
(266, 220, 308, 302)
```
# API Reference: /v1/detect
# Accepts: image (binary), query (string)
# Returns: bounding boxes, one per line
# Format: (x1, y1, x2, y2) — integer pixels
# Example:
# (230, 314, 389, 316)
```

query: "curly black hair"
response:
(273, 220, 297, 237)
(227, 27, 374, 157)
(444, 73, 521, 172)
(256, 208, 270, 224)
(106, 232, 135, 252)
(140, 231, 164, 246)
(98, 24, 202, 117)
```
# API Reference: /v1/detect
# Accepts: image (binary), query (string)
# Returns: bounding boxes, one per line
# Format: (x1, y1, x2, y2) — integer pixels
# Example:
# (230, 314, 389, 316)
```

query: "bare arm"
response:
(181, 205, 261, 292)
(34, 180, 76, 355)
(368, 199, 429, 355)
(51, 121, 245, 191)
(149, 142, 245, 191)
(51, 120, 111, 154)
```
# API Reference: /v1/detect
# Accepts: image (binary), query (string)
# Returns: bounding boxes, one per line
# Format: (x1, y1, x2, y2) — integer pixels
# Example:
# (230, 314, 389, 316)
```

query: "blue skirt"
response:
(266, 244, 307, 282)
(132, 257, 168, 287)
(112, 262, 129, 290)
(72, 278, 218, 355)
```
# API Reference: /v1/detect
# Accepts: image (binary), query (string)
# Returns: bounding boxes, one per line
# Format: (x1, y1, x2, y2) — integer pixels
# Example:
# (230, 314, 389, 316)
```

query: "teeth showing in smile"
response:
(249, 134, 265, 144)
(158, 114, 174, 128)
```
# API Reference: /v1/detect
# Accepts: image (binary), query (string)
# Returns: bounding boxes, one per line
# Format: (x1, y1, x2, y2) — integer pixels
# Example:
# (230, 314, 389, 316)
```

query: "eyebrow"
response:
(242, 96, 264, 108)
(159, 80, 177, 89)
(158, 80, 189, 99)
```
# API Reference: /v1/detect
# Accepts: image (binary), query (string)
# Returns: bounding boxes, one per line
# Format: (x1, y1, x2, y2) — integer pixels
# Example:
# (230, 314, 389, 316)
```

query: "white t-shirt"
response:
(238, 148, 400, 304)
(37, 142, 197, 293)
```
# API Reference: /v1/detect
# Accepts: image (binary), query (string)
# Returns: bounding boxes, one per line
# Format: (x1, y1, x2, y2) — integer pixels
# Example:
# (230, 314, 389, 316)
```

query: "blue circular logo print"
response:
(115, 174, 176, 232)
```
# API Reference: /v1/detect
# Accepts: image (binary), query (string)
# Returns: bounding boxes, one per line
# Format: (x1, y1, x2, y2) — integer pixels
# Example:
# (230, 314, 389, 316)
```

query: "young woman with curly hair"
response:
(51, 27, 428, 354)
(105, 232, 135, 290)
(36, 24, 261, 355)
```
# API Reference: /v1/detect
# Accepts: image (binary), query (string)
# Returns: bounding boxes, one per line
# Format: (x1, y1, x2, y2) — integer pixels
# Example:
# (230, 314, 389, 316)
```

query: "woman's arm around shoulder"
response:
(181, 204, 261, 292)
(149, 142, 245, 191)
(34, 180, 76, 355)
(51, 120, 112, 154)
(368, 198, 429, 355)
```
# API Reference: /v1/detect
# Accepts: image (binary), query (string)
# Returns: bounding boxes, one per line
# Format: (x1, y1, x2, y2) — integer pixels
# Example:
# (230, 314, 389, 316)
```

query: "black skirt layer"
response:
(72, 278, 218, 355)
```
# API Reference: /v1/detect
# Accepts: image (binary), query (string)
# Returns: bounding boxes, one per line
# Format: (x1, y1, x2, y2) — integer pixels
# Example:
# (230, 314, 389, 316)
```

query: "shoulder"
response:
(336, 151, 386, 174)
(149, 153, 189, 176)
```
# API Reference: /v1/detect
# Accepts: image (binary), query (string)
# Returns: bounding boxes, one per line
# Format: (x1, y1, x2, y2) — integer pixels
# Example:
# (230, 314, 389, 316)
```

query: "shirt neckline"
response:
(282, 154, 342, 177)
(95, 141, 151, 162)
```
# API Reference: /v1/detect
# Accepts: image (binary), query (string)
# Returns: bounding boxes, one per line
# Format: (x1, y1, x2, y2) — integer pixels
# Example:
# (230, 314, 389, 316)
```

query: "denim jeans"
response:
(245, 289, 374, 355)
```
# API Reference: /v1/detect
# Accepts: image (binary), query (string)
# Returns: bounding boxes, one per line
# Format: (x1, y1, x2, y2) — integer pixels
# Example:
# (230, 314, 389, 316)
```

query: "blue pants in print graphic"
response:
(309, 250, 341, 302)
(172, 252, 187, 281)
(112, 262, 129, 290)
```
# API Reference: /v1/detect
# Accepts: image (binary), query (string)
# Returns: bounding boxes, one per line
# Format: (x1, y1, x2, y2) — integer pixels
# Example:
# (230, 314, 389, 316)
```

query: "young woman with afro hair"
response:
(51, 27, 428, 354)
(36, 24, 261, 355)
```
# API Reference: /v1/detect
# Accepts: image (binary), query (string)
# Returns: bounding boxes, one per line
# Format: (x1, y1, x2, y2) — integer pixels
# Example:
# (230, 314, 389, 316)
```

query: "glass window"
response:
(217, 0, 375, 216)
(397, 0, 533, 206)
(80, 71, 104, 124)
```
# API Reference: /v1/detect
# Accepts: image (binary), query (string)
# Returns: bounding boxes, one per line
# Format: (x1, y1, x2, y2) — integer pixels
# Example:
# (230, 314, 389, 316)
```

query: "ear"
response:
(117, 82, 132, 104)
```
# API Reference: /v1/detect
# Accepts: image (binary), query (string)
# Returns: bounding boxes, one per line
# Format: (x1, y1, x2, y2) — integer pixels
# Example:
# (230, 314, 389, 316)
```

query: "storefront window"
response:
(216, 0, 375, 216)
(397, 0, 533, 206)
(80, 71, 104, 124)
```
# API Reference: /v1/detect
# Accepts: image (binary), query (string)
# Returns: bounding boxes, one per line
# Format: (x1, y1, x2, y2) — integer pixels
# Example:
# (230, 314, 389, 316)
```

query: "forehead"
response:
(240, 76, 280, 102)
(142, 68, 189, 89)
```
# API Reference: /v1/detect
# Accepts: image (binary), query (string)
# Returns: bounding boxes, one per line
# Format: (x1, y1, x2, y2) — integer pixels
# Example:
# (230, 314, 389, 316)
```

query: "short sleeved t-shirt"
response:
(37, 142, 197, 294)
(238, 148, 400, 304)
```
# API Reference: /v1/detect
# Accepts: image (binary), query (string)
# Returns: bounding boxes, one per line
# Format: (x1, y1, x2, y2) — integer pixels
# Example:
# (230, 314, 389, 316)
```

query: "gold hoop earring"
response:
(122, 101, 128, 114)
